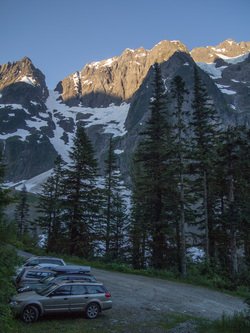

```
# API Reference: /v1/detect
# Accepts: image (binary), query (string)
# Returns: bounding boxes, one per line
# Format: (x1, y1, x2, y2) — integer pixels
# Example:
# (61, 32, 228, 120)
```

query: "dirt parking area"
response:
(92, 268, 247, 321)
(17, 250, 248, 332)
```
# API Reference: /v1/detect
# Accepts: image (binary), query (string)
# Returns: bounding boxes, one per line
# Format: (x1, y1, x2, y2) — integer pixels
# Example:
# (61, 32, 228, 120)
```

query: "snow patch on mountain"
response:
(19, 76, 37, 86)
(197, 52, 249, 79)
(215, 83, 236, 95)
(219, 52, 250, 64)
(0, 103, 29, 113)
(197, 52, 250, 80)
(196, 62, 226, 79)
(0, 128, 31, 141)
(4, 169, 53, 194)
(46, 90, 130, 162)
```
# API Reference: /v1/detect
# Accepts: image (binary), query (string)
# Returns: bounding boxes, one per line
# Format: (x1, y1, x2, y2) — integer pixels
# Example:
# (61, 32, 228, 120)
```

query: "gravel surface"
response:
(92, 268, 247, 321)
(17, 250, 248, 332)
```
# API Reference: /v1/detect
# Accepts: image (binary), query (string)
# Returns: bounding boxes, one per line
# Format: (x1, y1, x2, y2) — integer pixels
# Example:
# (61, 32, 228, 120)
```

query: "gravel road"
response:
(91, 268, 247, 321)
(17, 250, 248, 331)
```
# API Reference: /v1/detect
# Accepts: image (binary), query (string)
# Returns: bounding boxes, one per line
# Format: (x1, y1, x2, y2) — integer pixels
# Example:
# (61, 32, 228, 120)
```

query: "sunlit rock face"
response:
(55, 40, 189, 108)
(191, 39, 250, 63)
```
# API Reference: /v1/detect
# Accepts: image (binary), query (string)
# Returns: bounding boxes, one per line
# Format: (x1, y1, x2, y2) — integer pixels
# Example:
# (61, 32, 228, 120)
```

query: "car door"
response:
(42, 285, 71, 313)
(69, 285, 89, 312)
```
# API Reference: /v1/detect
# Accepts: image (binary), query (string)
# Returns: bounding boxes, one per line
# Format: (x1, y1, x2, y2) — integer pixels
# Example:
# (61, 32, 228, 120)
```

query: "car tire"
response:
(85, 303, 100, 319)
(22, 305, 39, 323)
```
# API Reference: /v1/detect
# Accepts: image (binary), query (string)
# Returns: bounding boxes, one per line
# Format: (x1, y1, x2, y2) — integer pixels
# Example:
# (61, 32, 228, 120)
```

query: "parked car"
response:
(14, 268, 55, 288)
(13, 257, 66, 281)
(33, 263, 60, 270)
(51, 265, 91, 274)
(17, 273, 97, 293)
(22, 256, 66, 267)
(9, 280, 112, 323)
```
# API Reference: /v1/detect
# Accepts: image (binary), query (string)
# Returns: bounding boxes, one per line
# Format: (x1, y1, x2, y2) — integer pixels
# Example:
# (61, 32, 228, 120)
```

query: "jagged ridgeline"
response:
(0, 39, 250, 187)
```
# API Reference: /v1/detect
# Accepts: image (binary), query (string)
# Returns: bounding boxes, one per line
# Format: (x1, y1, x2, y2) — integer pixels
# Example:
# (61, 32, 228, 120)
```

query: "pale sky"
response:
(1, 0, 249, 89)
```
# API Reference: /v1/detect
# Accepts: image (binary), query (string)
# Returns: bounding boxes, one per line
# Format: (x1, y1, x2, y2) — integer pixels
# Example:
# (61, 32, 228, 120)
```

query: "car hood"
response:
(18, 282, 43, 288)
(18, 283, 45, 291)
(11, 291, 43, 301)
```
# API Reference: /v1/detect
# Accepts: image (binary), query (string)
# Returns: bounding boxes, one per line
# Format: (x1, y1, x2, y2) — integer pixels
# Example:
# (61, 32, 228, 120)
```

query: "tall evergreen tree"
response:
(131, 63, 175, 269)
(170, 75, 191, 276)
(14, 184, 30, 240)
(0, 147, 12, 218)
(63, 125, 100, 257)
(37, 155, 66, 252)
(102, 136, 128, 259)
(190, 65, 221, 265)
(130, 154, 149, 269)
(0, 146, 20, 332)
(103, 136, 117, 255)
(109, 184, 128, 260)
(216, 126, 250, 281)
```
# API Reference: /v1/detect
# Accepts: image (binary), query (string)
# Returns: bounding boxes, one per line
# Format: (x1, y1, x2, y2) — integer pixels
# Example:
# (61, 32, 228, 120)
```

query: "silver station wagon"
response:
(9, 280, 112, 323)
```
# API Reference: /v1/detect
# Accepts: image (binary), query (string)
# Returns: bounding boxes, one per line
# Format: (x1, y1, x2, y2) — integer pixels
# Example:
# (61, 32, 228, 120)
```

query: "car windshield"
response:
(36, 283, 58, 296)
(39, 275, 55, 284)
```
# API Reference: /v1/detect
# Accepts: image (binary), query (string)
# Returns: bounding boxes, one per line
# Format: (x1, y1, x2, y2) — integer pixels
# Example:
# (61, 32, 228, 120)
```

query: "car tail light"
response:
(105, 292, 111, 298)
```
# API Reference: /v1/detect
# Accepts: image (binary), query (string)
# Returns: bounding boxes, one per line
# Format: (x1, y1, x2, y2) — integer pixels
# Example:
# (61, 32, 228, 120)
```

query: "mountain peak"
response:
(0, 57, 48, 105)
(57, 40, 190, 107)
(0, 57, 45, 90)
(191, 39, 250, 63)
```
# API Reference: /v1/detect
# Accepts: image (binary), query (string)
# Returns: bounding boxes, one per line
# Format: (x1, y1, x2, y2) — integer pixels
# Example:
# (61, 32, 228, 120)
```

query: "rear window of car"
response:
(39, 259, 64, 265)
(26, 271, 53, 279)
(85, 285, 105, 294)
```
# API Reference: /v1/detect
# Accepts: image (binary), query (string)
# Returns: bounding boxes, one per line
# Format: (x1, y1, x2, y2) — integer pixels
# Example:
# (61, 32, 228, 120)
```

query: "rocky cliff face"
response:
(0, 39, 249, 187)
(0, 57, 57, 182)
(55, 40, 189, 107)
(0, 57, 48, 108)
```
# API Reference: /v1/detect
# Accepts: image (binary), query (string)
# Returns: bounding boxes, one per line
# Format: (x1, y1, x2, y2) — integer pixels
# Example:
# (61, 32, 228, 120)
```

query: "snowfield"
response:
(46, 90, 130, 163)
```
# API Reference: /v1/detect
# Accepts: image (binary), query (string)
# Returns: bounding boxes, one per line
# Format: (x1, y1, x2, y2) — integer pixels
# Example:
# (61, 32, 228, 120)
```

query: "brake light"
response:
(105, 292, 111, 298)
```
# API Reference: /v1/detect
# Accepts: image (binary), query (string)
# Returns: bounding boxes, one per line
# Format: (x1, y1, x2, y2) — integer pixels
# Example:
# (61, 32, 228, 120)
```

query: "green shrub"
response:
(199, 311, 250, 333)
(0, 244, 20, 333)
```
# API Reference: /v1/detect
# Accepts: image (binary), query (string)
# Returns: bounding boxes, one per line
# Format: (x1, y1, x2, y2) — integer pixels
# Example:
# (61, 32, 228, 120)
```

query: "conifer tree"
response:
(109, 185, 128, 260)
(14, 184, 30, 240)
(63, 125, 100, 257)
(170, 75, 191, 276)
(190, 65, 221, 265)
(216, 126, 250, 281)
(103, 136, 117, 255)
(0, 146, 20, 331)
(131, 63, 175, 269)
(130, 156, 150, 269)
(0, 147, 12, 219)
(37, 155, 66, 252)
(102, 136, 128, 259)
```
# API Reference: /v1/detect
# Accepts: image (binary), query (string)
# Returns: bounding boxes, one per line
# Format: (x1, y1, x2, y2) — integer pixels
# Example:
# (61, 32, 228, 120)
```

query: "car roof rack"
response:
(68, 278, 97, 283)
(64, 280, 99, 284)
(52, 265, 91, 274)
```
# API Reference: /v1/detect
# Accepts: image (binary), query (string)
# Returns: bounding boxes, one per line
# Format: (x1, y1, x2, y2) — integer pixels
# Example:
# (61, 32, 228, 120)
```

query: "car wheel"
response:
(22, 305, 39, 323)
(85, 303, 100, 319)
